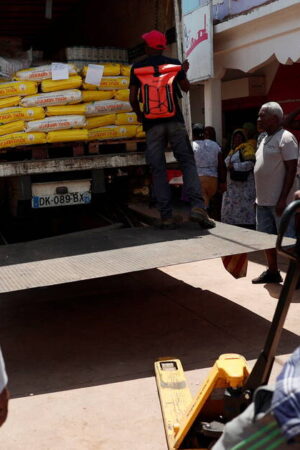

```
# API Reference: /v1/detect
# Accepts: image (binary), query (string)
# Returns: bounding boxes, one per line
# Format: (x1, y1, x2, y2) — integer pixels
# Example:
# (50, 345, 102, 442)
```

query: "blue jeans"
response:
(146, 121, 205, 218)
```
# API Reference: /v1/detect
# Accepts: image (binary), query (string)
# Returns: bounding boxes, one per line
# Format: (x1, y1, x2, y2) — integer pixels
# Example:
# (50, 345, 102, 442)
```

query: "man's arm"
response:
(283, 107, 300, 130)
(177, 59, 190, 93)
(129, 85, 143, 123)
(178, 78, 190, 93)
(276, 159, 297, 216)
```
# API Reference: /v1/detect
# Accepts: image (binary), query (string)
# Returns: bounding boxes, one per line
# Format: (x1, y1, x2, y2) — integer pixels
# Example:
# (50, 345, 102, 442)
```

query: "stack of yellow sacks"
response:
(0, 63, 145, 151)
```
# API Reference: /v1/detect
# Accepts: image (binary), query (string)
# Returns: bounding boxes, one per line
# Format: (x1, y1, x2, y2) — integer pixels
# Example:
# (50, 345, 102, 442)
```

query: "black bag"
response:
(229, 169, 251, 182)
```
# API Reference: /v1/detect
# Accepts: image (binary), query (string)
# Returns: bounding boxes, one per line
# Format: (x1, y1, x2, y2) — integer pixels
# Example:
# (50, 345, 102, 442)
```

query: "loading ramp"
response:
(0, 222, 293, 294)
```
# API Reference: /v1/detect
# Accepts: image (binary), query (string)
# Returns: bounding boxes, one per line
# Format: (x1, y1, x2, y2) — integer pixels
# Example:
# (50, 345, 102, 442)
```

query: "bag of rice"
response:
(88, 125, 137, 141)
(82, 90, 114, 102)
(46, 104, 89, 116)
(26, 115, 86, 132)
(86, 100, 131, 116)
(0, 132, 46, 149)
(0, 96, 21, 108)
(86, 114, 116, 129)
(83, 76, 129, 91)
(0, 81, 37, 98)
(120, 65, 131, 76)
(114, 89, 129, 101)
(41, 75, 82, 93)
(0, 107, 45, 124)
(136, 125, 146, 138)
(82, 63, 120, 77)
(20, 89, 82, 107)
(15, 64, 78, 82)
(47, 129, 88, 143)
(115, 112, 138, 125)
(0, 120, 25, 136)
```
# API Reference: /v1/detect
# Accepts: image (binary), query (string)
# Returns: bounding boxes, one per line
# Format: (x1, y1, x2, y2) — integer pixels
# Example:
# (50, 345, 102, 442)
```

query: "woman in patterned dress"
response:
(221, 129, 256, 228)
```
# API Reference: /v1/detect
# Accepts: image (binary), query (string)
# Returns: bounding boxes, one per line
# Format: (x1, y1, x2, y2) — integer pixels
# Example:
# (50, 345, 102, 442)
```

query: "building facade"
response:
(185, 0, 300, 142)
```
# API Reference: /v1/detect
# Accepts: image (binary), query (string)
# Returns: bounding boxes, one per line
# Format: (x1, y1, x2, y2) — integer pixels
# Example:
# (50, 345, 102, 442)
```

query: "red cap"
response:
(141, 30, 167, 50)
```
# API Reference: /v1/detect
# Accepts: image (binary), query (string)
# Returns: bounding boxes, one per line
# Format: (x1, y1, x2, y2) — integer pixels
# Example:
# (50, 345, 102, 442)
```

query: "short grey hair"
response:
(260, 102, 283, 120)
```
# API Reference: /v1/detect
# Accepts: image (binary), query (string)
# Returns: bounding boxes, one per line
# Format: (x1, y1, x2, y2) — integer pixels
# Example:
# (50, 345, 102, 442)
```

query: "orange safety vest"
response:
(134, 64, 182, 119)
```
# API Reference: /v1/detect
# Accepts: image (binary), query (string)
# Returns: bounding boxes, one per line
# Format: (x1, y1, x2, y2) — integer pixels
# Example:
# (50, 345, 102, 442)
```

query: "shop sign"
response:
(182, 1, 213, 82)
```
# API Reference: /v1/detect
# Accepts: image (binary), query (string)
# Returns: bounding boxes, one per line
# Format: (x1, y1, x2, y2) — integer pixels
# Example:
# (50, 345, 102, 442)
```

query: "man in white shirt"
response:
(253, 102, 298, 284)
(0, 347, 8, 426)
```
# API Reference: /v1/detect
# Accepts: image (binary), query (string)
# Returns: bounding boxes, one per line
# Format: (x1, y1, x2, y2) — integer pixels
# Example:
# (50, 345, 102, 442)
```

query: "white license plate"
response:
(32, 191, 91, 208)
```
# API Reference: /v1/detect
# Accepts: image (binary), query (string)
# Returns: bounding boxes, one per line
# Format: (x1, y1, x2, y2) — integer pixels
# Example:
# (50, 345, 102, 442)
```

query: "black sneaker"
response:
(252, 270, 283, 284)
(190, 207, 216, 229)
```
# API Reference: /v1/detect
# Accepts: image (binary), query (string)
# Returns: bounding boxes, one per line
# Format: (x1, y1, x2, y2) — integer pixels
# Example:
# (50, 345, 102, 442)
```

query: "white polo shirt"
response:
(254, 129, 298, 206)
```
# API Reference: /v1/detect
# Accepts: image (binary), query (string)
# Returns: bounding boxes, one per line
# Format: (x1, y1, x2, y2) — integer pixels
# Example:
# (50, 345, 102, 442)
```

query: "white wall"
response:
(189, 85, 205, 125)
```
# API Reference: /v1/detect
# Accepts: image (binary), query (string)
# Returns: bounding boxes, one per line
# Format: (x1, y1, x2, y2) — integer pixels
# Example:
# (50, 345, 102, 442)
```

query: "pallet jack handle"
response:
(243, 200, 300, 396)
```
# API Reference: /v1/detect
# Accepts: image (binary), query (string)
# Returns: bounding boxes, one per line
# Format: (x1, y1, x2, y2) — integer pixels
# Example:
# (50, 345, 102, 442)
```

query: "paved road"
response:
(0, 257, 299, 449)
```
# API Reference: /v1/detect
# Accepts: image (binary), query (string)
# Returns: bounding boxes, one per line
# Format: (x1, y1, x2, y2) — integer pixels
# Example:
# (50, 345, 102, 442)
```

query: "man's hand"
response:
(276, 198, 287, 217)
(182, 59, 189, 73)
(0, 387, 9, 427)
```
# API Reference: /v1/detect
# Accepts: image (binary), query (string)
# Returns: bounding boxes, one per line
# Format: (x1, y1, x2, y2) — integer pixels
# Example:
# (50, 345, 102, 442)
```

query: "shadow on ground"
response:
(1, 269, 299, 398)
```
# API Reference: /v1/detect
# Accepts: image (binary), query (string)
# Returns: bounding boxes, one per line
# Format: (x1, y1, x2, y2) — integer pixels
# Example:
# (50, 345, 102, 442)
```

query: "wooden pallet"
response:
(88, 139, 146, 154)
(0, 138, 146, 160)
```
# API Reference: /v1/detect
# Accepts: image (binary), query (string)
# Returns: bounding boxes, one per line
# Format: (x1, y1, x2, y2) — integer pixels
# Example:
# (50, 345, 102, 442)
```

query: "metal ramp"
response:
(0, 222, 292, 294)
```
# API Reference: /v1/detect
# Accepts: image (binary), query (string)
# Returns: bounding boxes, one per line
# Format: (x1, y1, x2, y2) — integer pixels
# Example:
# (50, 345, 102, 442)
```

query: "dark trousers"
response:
(146, 121, 205, 218)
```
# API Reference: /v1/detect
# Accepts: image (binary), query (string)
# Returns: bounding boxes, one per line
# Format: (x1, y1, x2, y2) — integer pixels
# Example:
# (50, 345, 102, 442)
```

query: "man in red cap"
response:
(129, 30, 215, 229)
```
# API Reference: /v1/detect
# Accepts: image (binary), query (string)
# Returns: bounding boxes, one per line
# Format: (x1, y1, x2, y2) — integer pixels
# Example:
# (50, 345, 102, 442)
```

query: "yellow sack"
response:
(86, 100, 131, 116)
(20, 89, 82, 107)
(0, 96, 21, 108)
(0, 120, 25, 136)
(86, 114, 116, 129)
(115, 112, 138, 125)
(41, 75, 82, 93)
(0, 132, 46, 149)
(15, 64, 78, 82)
(82, 63, 120, 77)
(114, 89, 129, 101)
(88, 125, 137, 141)
(82, 90, 114, 102)
(83, 76, 129, 91)
(0, 107, 45, 124)
(0, 81, 37, 98)
(136, 125, 146, 138)
(26, 115, 86, 132)
(120, 65, 131, 77)
(47, 129, 88, 143)
(46, 104, 89, 116)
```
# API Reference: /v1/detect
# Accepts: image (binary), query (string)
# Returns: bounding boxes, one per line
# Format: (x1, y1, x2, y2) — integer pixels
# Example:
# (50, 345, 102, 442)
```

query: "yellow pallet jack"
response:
(155, 200, 300, 450)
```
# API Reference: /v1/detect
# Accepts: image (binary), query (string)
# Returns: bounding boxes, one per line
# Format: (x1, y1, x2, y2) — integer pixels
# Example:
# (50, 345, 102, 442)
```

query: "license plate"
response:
(32, 191, 91, 208)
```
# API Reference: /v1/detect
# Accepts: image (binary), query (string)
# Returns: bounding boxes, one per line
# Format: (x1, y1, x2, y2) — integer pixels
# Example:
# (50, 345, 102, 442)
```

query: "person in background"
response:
(192, 125, 226, 208)
(0, 347, 8, 427)
(283, 106, 300, 131)
(252, 102, 298, 284)
(243, 121, 257, 149)
(221, 129, 256, 228)
(129, 30, 215, 230)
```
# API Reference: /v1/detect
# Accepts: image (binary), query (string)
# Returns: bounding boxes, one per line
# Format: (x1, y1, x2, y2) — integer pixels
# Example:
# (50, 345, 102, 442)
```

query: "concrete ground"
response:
(0, 251, 300, 449)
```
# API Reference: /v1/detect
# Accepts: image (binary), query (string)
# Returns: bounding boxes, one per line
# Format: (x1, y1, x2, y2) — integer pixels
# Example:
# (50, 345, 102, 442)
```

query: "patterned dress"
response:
(221, 149, 256, 225)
